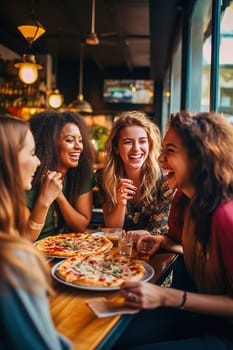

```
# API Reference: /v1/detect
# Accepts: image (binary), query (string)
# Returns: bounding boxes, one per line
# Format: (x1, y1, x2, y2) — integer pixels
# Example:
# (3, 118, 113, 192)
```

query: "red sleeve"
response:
(167, 189, 184, 243)
(212, 201, 233, 294)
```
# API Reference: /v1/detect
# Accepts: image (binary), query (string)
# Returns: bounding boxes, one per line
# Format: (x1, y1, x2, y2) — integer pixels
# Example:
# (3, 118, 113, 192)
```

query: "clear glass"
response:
(137, 240, 153, 262)
(101, 227, 122, 246)
(118, 232, 133, 257)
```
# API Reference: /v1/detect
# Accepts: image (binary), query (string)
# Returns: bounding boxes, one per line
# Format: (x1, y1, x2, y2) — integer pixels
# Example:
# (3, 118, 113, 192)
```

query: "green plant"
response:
(92, 125, 109, 151)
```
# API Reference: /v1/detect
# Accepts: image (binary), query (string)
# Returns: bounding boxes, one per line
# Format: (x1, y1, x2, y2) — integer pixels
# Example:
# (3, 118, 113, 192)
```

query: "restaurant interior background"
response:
(0, 0, 232, 163)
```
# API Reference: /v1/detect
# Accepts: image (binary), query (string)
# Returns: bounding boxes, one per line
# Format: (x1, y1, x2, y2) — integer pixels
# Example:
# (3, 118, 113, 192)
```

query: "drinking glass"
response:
(101, 227, 122, 246)
(137, 240, 153, 261)
(118, 231, 133, 257)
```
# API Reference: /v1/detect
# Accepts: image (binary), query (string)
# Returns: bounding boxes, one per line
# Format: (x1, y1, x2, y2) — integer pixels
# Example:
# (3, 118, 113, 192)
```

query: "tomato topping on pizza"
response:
(55, 253, 146, 287)
(36, 233, 113, 257)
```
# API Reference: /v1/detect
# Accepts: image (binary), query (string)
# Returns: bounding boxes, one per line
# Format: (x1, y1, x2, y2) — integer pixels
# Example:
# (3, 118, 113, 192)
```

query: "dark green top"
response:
(25, 174, 94, 240)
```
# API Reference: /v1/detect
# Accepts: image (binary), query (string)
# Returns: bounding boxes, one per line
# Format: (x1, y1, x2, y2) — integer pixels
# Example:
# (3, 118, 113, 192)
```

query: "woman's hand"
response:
(121, 281, 164, 309)
(117, 178, 137, 206)
(39, 171, 63, 207)
(126, 230, 150, 243)
(125, 231, 162, 254)
(103, 178, 137, 228)
(24, 171, 63, 241)
(137, 234, 163, 255)
(121, 280, 233, 317)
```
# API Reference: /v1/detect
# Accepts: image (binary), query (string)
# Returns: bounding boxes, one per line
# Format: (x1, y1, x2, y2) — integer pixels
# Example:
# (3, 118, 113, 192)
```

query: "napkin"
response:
(86, 297, 140, 318)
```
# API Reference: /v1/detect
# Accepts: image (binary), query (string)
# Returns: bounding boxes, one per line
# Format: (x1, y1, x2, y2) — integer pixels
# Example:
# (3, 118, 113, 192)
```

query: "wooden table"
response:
(49, 250, 177, 350)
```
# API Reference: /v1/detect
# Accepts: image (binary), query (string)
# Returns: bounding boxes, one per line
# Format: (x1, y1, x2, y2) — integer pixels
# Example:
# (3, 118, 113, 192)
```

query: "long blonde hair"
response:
(0, 114, 51, 293)
(101, 111, 162, 207)
(0, 115, 28, 235)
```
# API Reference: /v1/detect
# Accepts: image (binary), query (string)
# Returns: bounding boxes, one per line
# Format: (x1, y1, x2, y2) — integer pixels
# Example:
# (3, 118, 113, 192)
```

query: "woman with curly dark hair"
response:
(25, 110, 94, 241)
(114, 111, 233, 350)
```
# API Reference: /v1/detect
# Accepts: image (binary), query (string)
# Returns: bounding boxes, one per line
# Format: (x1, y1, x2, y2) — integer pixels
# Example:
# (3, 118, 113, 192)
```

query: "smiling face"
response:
(57, 122, 83, 173)
(116, 125, 149, 173)
(158, 128, 196, 198)
(18, 129, 41, 190)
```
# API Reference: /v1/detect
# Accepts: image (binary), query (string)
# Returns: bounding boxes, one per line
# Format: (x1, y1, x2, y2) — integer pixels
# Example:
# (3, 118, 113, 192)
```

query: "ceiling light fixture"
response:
(15, 54, 42, 84)
(17, 18, 45, 46)
(68, 43, 93, 114)
(48, 89, 64, 109)
(48, 53, 64, 109)
(15, 0, 45, 84)
(17, 0, 46, 45)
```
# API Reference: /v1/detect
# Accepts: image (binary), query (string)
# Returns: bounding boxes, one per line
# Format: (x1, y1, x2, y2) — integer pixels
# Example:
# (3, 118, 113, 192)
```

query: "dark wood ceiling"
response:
(0, 0, 187, 81)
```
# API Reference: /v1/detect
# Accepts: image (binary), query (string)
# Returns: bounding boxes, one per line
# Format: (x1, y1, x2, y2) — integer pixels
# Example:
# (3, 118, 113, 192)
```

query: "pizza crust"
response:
(55, 254, 146, 287)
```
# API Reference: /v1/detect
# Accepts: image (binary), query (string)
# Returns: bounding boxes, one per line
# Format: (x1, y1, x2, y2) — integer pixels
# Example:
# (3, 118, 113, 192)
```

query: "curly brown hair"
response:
(29, 110, 93, 206)
(168, 111, 233, 250)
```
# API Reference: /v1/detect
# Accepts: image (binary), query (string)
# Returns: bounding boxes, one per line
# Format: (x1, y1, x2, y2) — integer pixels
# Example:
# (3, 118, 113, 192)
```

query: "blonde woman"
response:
(96, 111, 174, 235)
(0, 114, 71, 350)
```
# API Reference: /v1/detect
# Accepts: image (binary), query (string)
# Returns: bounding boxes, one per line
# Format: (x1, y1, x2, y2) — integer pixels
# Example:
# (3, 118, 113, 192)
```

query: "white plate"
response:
(91, 232, 106, 237)
(51, 261, 155, 291)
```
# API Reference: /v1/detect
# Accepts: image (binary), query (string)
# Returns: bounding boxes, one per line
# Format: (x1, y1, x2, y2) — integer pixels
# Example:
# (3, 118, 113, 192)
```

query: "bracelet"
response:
(179, 291, 187, 310)
(28, 219, 44, 231)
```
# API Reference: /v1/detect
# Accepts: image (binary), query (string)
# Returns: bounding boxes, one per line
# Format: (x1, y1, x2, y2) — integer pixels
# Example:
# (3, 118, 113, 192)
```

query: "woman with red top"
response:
(113, 111, 233, 350)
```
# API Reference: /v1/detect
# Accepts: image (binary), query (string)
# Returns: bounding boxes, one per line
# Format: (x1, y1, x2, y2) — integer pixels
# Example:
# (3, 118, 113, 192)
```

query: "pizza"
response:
(36, 233, 113, 257)
(55, 253, 146, 287)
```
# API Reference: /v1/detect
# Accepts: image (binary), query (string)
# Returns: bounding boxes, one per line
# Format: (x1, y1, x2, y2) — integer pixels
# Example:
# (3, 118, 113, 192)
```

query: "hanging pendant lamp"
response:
(14, 1, 45, 84)
(48, 89, 64, 109)
(68, 43, 93, 114)
(17, 0, 46, 45)
(15, 54, 42, 84)
(17, 20, 45, 46)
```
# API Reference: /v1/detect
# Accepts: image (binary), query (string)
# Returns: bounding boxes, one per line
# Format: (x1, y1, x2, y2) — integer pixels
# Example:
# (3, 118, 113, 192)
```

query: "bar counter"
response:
(49, 249, 177, 350)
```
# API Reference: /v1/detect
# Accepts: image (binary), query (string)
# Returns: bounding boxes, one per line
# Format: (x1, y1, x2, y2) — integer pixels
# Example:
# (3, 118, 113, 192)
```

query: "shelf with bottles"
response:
(0, 77, 48, 117)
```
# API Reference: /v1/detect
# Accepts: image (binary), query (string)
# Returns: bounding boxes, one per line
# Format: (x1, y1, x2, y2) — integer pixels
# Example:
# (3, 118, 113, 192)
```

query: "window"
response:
(190, 0, 212, 112)
(218, 2, 233, 121)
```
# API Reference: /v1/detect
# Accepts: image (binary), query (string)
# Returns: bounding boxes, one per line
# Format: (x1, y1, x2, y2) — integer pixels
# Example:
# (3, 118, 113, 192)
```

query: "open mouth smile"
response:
(69, 153, 81, 161)
(128, 154, 143, 160)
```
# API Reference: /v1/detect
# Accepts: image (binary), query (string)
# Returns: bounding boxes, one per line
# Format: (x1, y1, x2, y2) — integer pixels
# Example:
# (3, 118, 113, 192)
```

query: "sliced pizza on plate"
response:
(54, 253, 149, 288)
(36, 232, 113, 258)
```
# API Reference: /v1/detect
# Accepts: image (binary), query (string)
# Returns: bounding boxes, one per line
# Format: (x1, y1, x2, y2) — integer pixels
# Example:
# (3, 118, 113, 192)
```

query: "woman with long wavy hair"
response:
(0, 114, 71, 350)
(96, 111, 174, 235)
(114, 111, 233, 350)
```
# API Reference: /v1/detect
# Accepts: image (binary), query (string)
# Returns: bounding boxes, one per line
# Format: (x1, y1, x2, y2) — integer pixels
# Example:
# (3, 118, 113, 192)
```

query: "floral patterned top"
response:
(123, 176, 174, 234)
(96, 169, 174, 235)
